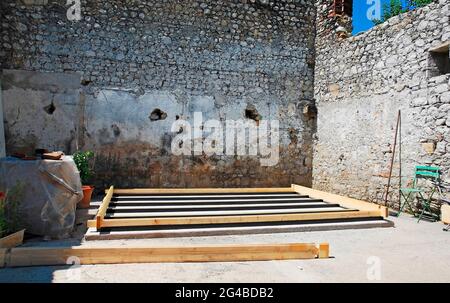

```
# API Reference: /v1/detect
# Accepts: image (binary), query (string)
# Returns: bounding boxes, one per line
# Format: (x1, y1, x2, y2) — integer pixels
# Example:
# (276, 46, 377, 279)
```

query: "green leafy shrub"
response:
(411, 0, 434, 7)
(73, 151, 94, 184)
(0, 183, 25, 238)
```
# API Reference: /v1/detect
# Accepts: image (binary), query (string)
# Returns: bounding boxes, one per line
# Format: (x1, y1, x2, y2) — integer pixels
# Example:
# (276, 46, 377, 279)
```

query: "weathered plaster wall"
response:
(0, 0, 316, 188)
(314, 0, 450, 207)
(2, 69, 81, 155)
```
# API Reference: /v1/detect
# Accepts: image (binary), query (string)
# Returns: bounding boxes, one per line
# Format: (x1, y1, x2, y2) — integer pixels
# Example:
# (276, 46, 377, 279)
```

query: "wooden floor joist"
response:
(0, 249, 6, 268)
(90, 184, 388, 231)
(105, 207, 351, 218)
(96, 185, 114, 229)
(109, 201, 332, 210)
(1, 243, 329, 267)
(112, 197, 316, 203)
(114, 193, 302, 199)
(111, 187, 294, 195)
(442, 204, 450, 224)
(88, 210, 380, 228)
(291, 184, 388, 218)
(109, 198, 320, 205)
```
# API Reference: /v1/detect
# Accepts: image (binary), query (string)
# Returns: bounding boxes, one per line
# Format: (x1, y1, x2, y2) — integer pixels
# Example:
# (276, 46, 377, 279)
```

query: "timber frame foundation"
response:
(0, 185, 393, 268)
(88, 184, 389, 230)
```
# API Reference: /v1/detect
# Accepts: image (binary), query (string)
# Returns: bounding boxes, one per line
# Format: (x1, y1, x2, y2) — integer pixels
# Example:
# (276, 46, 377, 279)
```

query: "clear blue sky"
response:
(353, 1, 378, 35)
(353, 0, 411, 35)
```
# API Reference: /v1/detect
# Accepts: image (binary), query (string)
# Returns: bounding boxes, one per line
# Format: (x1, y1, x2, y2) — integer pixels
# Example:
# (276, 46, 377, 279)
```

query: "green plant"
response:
(0, 183, 25, 238)
(372, 19, 384, 26)
(411, 0, 433, 7)
(372, 0, 434, 26)
(382, 0, 404, 21)
(73, 151, 94, 184)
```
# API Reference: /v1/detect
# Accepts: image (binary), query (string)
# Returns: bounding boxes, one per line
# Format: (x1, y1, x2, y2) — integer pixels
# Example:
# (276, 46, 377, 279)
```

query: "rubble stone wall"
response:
(1, 0, 317, 189)
(314, 0, 450, 208)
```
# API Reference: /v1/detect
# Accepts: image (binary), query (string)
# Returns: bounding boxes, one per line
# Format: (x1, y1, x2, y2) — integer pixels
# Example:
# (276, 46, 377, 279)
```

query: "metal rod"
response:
(398, 111, 402, 211)
(385, 110, 401, 207)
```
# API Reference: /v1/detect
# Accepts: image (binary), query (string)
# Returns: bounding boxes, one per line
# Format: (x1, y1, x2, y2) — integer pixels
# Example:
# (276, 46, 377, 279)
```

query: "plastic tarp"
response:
(0, 156, 83, 238)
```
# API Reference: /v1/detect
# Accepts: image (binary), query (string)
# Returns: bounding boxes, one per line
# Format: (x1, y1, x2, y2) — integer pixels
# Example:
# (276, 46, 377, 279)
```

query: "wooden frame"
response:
(109, 187, 294, 194)
(88, 210, 379, 228)
(0, 229, 25, 249)
(291, 184, 388, 218)
(0, 249, 6, 268)
(442, 204, 450, 224)
(1, 242, 329, 267)
(89, 184, 387, 230)
(95, 186, 114, 229)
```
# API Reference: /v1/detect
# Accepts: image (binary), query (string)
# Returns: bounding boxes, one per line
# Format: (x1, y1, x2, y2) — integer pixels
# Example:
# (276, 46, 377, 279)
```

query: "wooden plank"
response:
(87, 210, 381, 228)
(291, 184, 388, 218)
(114, 193, 302, 199)
(105, 207, 350, 218)
(441, 204, 450, 224)
(111, 198, 321, 205)
(96, 186, 114, 230)
(0, 229, 25, 249)
(0, 248, 6, 268)
(111, 187, 294, 194)
(112, 197, 317, 203)
(319, 243, 330, 259)
(5, 243, 327, 267)
(109, 202, 331, 210)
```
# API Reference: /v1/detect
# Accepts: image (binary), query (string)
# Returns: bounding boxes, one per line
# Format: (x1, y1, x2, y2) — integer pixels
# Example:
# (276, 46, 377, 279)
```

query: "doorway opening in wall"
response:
(428, 42, 450, 78)
(332, 0, 353, 17)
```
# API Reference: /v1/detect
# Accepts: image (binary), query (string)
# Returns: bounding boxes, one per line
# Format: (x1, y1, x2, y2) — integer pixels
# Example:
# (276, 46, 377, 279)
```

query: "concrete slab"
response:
(84, 219, 393, 240)
(0, 215, 449, 282)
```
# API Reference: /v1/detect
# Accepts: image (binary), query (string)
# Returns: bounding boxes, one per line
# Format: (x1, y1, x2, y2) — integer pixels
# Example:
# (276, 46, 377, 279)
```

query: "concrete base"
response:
(84, 219, 394, 240)
(3, 215, 450, 282)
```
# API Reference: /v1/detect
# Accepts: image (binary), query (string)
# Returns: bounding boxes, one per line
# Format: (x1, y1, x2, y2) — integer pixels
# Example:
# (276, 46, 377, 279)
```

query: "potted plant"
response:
(0, 184, 26, 248)
(73, 151, 95, 209)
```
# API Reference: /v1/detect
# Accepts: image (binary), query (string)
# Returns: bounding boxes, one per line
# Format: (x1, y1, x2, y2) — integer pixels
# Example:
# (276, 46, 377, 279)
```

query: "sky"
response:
(352, 0, 411, 35)
(353, 1, 379, 35)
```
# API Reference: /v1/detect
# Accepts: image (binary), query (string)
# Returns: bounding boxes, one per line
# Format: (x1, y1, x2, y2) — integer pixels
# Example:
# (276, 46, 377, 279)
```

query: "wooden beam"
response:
(114, 193, 302, 199)
(441, 204, 450, 224)
(106, 207, 349, 218)
(112, 197, 315, 203)
(0, 248, 6, 268)
(109, 202, 331, 210)
(110, 187, 294, 195)
(319, 243, 330, 259)
(4, 243, 328, 267)
(110, 197, 318, 204)
(291, 184, 388, 218)
(87, 209, 380, 228)
(0, 229, 25, 249)
(96, 186, 114, 230)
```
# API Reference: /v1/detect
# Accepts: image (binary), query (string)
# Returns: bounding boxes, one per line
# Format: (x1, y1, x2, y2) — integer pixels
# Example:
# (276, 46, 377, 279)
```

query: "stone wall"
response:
(0, 0, 316, 189)
(314, 0, 450, 208)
